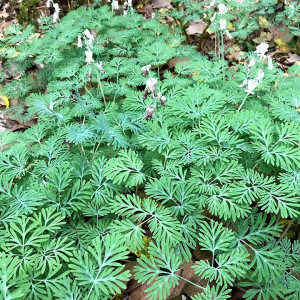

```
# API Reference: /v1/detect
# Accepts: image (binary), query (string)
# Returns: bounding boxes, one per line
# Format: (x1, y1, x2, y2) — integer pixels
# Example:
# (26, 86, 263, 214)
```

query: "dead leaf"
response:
(0, 11, 9, 19)
(259, 16, 270, 28)
(186, 21, 207, 35)
(269, 23, 293, 43)
(167, 261, 199, 299)
(275, 39, 291, 53)
(226, 44, 245, 62)
(152, 0, 173, 8)
(167, 57, 190, 69)
(286, 53, 300, 65)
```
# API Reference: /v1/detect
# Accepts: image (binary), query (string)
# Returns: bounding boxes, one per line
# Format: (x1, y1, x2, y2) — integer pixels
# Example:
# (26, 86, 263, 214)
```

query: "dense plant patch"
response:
(0, 4, 299, 300)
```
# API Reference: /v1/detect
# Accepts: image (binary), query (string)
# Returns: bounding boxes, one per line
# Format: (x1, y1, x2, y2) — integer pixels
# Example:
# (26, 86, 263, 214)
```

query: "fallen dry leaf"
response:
(152, 0, 173, 8)
(0, 11, 9, 19)
(186, 21, 207, 35)
(286, 53, 300, 65)
(269, 23, 293, 43)
(167, 57, 190, 69)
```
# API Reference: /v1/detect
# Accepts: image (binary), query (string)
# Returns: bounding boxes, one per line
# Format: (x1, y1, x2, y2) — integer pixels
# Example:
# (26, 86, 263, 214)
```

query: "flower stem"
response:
(238, 94, 248, 111)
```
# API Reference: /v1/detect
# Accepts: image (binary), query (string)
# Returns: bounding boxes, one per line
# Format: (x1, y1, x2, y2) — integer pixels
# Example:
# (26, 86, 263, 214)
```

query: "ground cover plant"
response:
(0, 3, 300, 300)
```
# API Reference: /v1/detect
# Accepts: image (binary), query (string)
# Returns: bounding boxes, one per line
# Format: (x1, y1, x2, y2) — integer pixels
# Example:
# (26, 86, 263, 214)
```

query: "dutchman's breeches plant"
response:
(0, 4, 299, 300)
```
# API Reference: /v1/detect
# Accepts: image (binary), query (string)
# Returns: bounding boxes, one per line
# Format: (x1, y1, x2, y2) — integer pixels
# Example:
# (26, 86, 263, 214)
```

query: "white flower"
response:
(146, 78, 158, 96)
(128, 0, 133, 9)
(77, 36, 82, 48)
(245, 79, 258, 95)
(225, 30, 232, 39)
(84, 29, 94, 41)
(218, 3, 227, 14)
(160, 95, 166, 106)
(96, 62, 106, 74)
(85, 49, 94, 65)
(247, 58, 256, 69)
(124, 9, 127, 15)
(210, 0, 216, 6)
(255, 43, 269, 58)
(141, 64, 151, 76)
(210, 12, 217, 22)
(53, 3, 60, 23)
(220, 19, 226, 30)
(239, 79, 248, 88)
(267, 55, 273, 70)
(145, 105, 155, 120)
(46, 0, 51, 8)
(256, 69, 264, 82)
(112, 0, 119, 10)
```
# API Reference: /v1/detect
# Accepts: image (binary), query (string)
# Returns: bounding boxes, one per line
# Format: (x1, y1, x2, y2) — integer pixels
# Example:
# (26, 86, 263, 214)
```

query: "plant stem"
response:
(278, 221, 293, 242)
(196, 20, 211, 52)
(94, 65, 106, 108)
(238, 94, 248, 111)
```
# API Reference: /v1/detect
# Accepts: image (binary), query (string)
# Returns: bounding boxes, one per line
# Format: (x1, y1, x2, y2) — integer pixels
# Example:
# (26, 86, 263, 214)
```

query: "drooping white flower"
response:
(239, 79, 248, 88)
(128, 0, 133, 9)
(210, 0, 216, 6)
(141, 64, 151, 76)
(220, 19, 226, 30)
(210, 12, 217, 22)
(160, 95, 166, 106)
(46, 0, 51, 8)
(225, 30, 232, 39)
(96, 62, 106, 74)
(256, 69, 264, 82)
(145, 105, 155, 120)
(267, 55, 274, 70)
(218, 3, 227, 14)
(85, 49, 94, 65)
(245, 79, 258, 95)
(255, 43, 269, 58)
(143, 78, 158, 98)
(123, 9, 127, 15)
(52, 3, 60, 23)
(84, 29, 94, 41)
(77, 36, 83, 48)
(146, 78, 158, 97)
(247, 58, 256, 69)
(112, 0, 119, 10)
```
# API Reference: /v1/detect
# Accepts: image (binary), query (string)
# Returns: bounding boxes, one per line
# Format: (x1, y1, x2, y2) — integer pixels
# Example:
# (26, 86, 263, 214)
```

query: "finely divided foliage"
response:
(0, 4, 299, 300)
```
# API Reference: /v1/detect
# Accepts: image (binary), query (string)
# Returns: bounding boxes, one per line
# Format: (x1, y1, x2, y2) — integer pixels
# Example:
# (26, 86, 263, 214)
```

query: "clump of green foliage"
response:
(0, 4, 299, 300)
(168, 0, 300, 51)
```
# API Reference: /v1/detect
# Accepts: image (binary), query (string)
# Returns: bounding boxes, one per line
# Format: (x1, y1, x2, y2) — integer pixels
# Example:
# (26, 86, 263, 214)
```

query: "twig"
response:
(278, 221, 293, 242)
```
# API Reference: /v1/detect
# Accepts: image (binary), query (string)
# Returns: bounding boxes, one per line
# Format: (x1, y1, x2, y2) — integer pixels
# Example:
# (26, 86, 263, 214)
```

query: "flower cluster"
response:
(210, 2, 232, 39)
(46, 0, 60, 23)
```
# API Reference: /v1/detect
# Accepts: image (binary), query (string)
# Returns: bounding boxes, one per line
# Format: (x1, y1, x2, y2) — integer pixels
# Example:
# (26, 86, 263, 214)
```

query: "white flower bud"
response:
(267, 55, 273, 70)
(160, 95, 166, 106)
(112, 0, 119, 10)
(141, 64, 151, 76)
(256, 69, 264, 82)
(220, 19, 226, 30)
(225, 30, 232, 39)
(255, 43, 269, 58)
(245, 79, 258, 95)
(239, 79, 248, 88)
(145, 78, 158, 98)
(53, 3, 60, 23)
(210, 12, 217, 22)
(96, 62, 106, 74)
(210, 0, 216, 6)
(247, 58, 256, 69)
(145, 105, 155, 121)
(218, 3, 227, 14)
(77, 36, 83, 48)
(85, 49, 94, 65)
